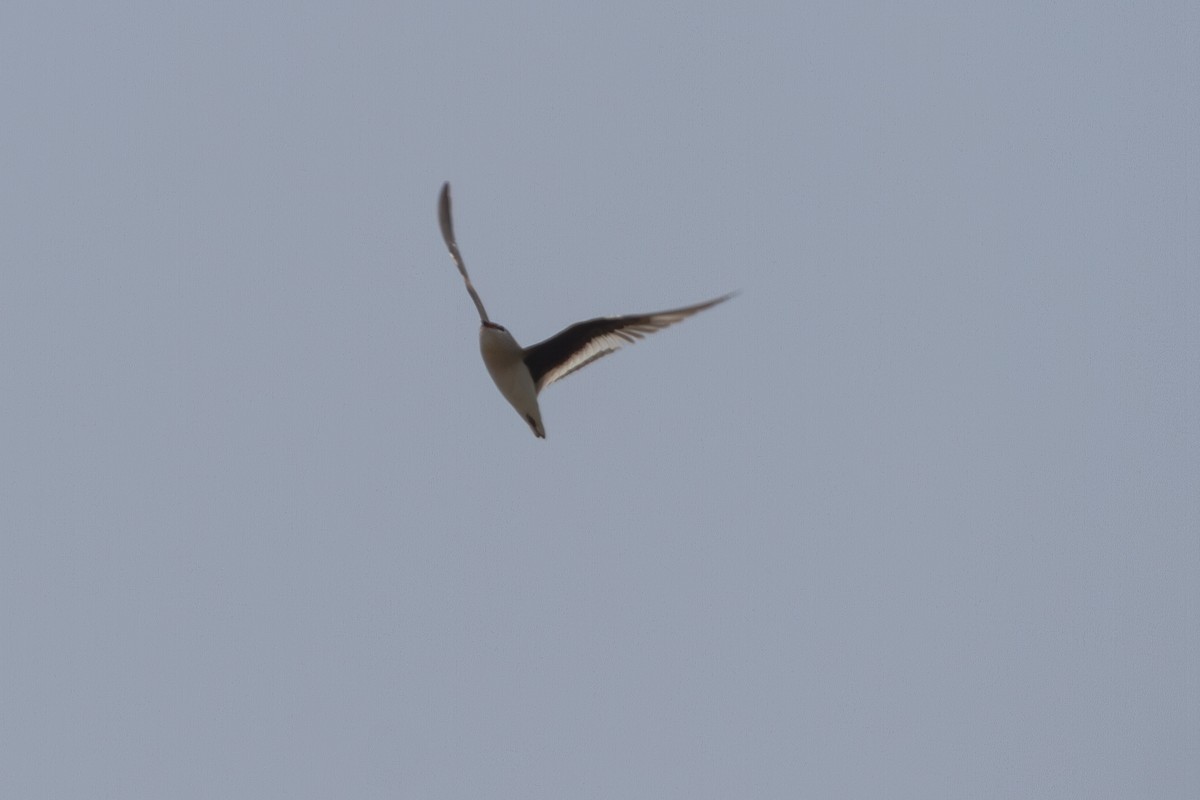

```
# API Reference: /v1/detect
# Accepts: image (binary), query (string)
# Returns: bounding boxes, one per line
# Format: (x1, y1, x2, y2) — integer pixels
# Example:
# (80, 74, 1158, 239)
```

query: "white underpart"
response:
(480, 325, 545, 438)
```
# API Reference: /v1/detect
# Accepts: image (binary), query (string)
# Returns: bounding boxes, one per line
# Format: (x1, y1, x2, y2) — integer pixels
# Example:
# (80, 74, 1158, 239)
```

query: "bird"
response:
(437, 182, 733, 439)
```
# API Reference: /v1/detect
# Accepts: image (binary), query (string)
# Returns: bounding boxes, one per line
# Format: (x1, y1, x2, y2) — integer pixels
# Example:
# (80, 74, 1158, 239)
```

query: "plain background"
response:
(2, 2, 1197, 798)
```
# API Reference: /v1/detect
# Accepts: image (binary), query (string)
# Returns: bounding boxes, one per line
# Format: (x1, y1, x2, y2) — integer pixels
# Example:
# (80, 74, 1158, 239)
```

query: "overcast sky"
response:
(2, 2, 1197, 798)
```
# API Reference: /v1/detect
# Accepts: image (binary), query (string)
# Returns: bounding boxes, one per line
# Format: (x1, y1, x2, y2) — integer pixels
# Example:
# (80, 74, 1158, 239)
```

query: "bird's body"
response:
(479, 321, 545, 438)
(437, 182, 732, 438)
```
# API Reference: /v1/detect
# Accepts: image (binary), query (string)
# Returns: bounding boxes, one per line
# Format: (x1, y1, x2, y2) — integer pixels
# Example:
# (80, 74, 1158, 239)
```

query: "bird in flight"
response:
(437, 182, 733, 438)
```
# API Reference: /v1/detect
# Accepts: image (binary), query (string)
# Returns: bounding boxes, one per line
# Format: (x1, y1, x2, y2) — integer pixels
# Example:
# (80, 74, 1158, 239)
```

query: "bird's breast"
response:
(479, 325, 541, 414)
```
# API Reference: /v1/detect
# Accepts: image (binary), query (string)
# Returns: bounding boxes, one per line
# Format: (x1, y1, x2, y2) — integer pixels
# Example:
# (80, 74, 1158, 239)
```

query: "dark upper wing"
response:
(438, 182, 490, 324)
(522, 293, 735, 392)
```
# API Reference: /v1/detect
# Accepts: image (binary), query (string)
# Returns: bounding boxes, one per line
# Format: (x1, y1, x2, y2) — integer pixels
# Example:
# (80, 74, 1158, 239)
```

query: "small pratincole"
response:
(437, 182, 733, 439)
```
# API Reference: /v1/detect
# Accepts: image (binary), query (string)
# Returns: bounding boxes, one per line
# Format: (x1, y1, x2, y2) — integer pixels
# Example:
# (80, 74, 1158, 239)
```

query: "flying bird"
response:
(437, 182, 733, 438)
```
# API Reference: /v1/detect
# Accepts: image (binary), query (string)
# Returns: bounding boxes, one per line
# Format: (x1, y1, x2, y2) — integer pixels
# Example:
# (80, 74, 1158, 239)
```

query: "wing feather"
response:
(522, 293, 735, 392)
(438, 182, 490, 324)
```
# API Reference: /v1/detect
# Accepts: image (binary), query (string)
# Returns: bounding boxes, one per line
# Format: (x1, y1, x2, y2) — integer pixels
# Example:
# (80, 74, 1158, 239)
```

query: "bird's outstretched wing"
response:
(438, 182, 490, 324)
(523, 293, 735, 392)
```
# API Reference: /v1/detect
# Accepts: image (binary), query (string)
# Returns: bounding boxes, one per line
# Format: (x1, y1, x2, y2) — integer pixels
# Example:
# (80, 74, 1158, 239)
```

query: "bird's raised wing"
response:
(522, 293, 735, 392)
(438, 182, 490, 324)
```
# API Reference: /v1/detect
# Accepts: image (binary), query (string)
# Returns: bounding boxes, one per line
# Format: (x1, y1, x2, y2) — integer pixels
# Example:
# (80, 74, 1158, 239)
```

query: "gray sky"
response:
(2, 2, 1197, 797)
